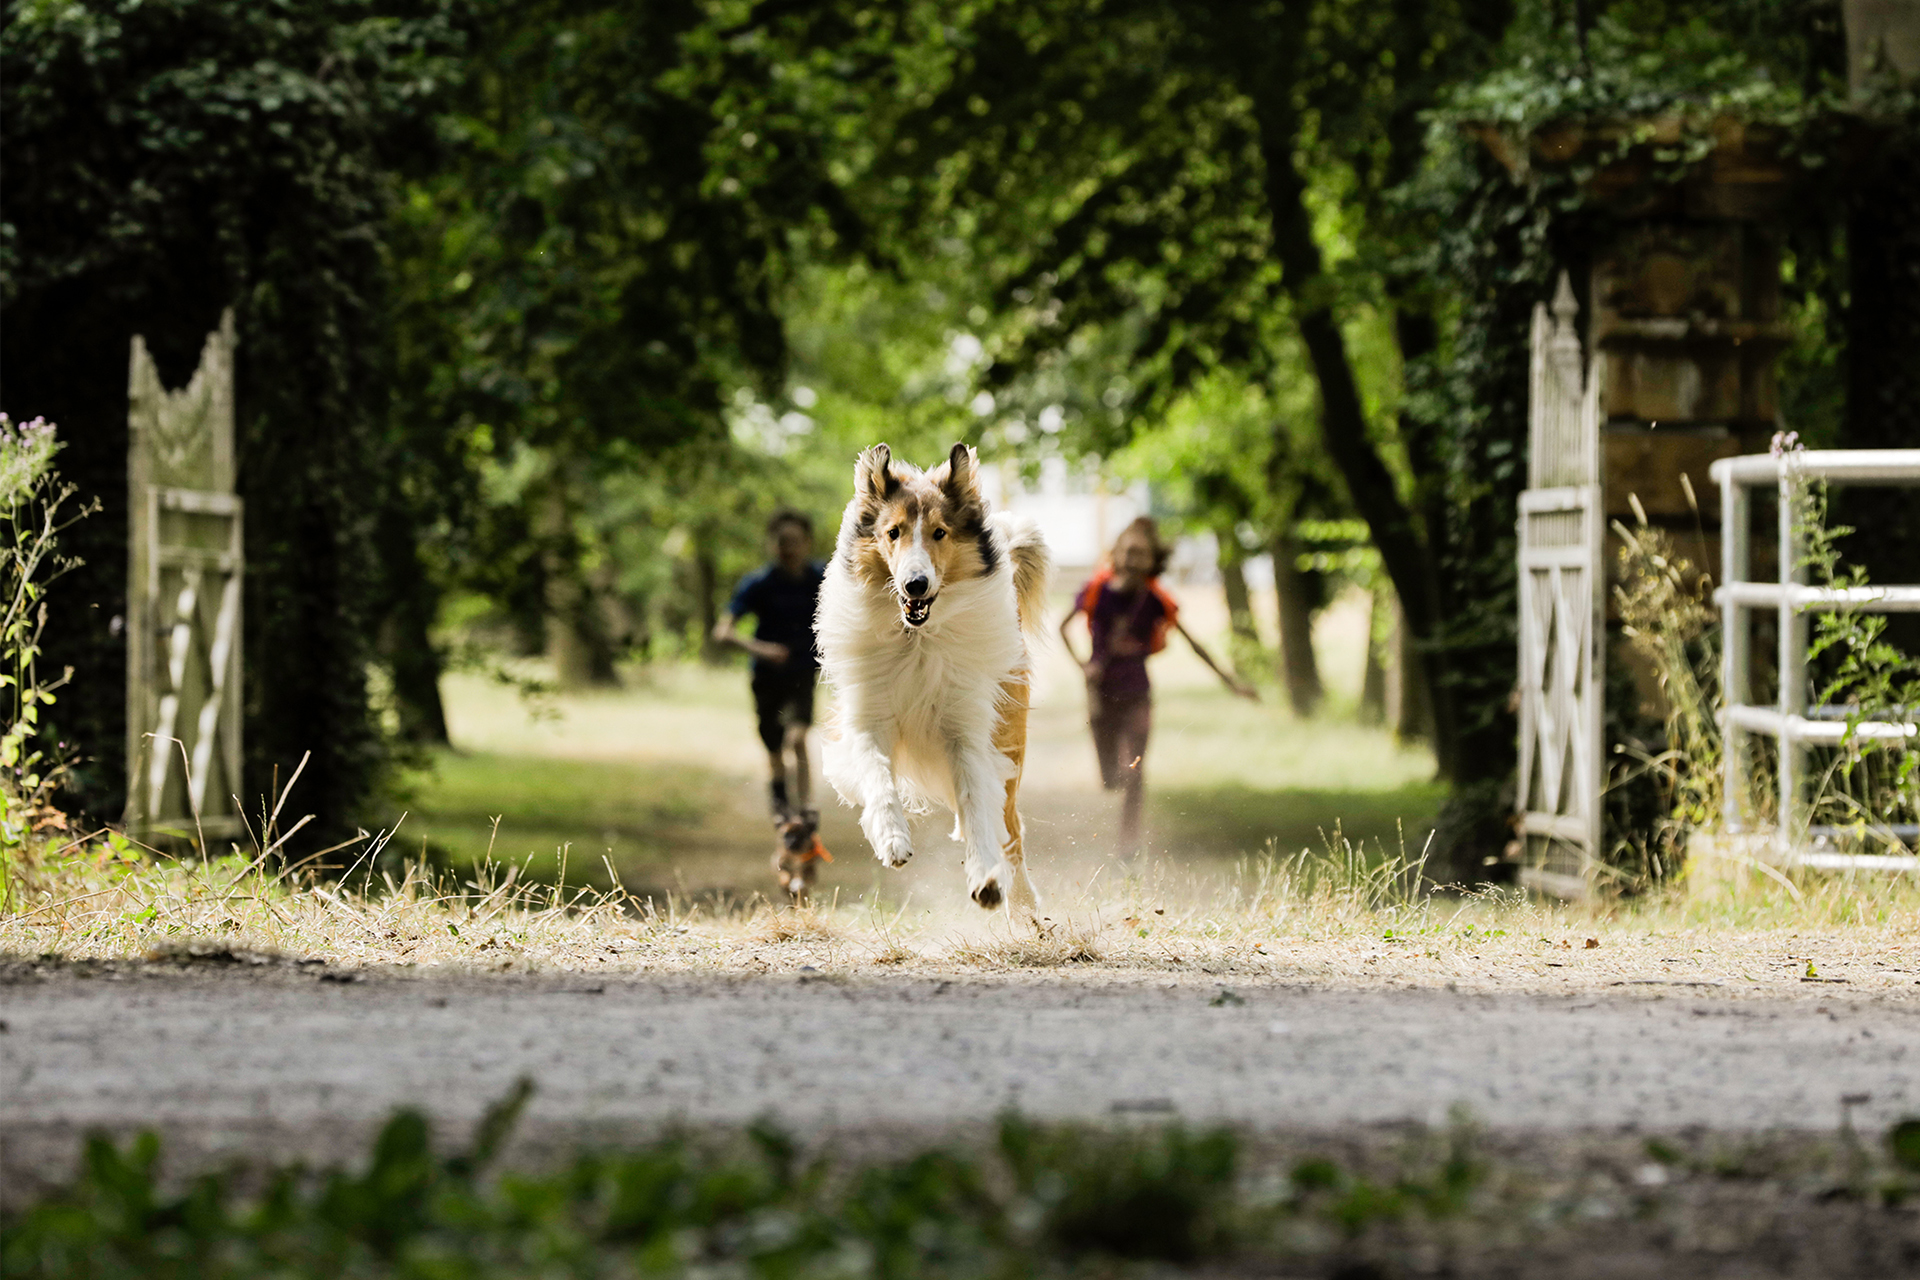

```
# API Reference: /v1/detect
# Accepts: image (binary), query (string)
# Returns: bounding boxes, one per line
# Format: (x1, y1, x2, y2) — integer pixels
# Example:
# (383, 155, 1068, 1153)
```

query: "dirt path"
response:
(5, 962, 1916, 1204)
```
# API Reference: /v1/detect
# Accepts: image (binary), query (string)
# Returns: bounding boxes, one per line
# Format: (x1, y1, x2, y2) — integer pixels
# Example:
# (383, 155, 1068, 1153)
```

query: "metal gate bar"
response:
(1713, 449, 1920, 867)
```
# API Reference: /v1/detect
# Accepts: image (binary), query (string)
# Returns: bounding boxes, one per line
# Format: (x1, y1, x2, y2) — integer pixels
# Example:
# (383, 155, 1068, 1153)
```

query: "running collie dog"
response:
(816, 443, 1050, 920)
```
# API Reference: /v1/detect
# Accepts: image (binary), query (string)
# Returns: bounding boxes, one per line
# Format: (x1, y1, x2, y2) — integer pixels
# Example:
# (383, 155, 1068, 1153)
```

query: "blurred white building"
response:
(978, 456, 1146, 576)
(977, 456, 1271, 587)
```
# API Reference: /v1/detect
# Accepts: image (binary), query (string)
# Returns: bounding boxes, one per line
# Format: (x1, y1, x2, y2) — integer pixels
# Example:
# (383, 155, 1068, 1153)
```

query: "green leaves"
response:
(998, 1113, 1240, 1262)
(2, 1095, 1257, 1280)
(6, 0, 467, 831)
(1891, 1119, 1920, 1172)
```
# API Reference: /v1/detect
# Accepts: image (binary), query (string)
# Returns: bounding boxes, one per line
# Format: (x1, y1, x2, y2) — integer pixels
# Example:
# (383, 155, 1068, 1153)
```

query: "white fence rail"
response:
(1712, 449, 1920, 868)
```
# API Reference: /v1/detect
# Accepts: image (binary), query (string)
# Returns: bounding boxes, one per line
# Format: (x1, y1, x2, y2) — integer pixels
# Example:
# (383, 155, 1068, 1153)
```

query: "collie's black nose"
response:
(903, 574, 930, 599)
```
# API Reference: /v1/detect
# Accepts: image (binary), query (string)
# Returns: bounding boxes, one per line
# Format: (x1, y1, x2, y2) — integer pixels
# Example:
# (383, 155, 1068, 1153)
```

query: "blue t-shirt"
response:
(728, 561, 825, 672)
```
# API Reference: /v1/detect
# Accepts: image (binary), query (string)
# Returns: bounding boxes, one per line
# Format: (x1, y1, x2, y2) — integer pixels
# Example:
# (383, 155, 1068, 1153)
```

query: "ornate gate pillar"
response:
(125, 310, 244, 843)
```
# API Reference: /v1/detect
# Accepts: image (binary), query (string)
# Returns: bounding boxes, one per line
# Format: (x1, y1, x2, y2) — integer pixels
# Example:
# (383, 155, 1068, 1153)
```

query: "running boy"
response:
(714, 510, 825, 815)
(1060, 517, 1256, 855)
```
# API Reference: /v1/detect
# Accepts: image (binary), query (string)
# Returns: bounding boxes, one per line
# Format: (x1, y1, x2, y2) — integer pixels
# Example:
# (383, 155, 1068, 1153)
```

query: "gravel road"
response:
(5, 959, 1917, 1205)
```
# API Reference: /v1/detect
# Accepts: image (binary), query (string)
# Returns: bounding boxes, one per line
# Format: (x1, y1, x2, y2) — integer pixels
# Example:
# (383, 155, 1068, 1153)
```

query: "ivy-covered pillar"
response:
(1839, 0, 1920, 648)
(1482, 115, 1804, 889)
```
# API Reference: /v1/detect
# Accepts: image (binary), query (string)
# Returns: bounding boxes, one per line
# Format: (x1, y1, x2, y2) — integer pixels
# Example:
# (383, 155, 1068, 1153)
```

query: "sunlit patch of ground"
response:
(10, 813, 1920, 1008)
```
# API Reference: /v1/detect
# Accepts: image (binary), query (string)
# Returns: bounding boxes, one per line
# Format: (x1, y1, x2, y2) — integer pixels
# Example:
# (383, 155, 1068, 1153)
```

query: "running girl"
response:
(1059, 517, 1255, 855)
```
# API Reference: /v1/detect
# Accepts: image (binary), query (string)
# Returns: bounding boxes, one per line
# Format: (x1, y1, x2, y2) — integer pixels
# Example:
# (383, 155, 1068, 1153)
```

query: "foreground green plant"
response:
(0, 414, 93, 914)
(0, 1090, 1223, 1278)
(0, 1084, 1489, 1280)
(12, 1085, 1920, 1280)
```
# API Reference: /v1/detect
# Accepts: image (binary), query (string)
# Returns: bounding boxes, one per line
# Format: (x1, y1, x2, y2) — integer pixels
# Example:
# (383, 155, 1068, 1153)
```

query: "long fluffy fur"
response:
(814, 444, 1049, 918)
(996, 511, 1051, 643)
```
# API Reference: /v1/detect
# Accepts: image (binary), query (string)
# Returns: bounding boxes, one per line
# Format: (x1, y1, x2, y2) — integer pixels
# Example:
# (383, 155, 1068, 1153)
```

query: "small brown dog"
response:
(772, 808, 831, 901)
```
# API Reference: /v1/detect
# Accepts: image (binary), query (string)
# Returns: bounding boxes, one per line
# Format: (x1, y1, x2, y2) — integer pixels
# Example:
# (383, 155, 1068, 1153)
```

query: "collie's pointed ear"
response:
(940, 442, 979, 503)
(855, 443, 896, 502)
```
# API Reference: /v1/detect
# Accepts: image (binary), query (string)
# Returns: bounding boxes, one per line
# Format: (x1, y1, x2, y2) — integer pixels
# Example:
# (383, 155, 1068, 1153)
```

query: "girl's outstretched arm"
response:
(1059, 606, 1090, 672)
(1175, 619, 1258, 700)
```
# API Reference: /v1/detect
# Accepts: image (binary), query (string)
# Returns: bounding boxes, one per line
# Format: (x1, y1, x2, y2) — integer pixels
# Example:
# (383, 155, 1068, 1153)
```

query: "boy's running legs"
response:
(753, 666, 816, 815)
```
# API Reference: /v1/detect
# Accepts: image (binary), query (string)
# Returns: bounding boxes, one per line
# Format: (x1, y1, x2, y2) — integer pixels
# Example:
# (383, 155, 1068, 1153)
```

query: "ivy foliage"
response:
(1451, 0, 1846, 132)
(2, 0, 463, 835)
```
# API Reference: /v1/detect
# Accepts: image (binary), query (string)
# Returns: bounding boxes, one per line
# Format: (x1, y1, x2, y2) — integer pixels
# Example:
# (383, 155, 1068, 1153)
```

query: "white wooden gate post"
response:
(1515, 273, 1606, 898)
(126, 310, 245, 843)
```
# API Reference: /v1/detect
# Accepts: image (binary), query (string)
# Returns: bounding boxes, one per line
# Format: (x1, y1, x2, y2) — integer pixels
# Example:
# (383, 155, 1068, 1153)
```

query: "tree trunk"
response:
(1244, 51, 1456, 770)
(542, 483, 619, 688)
(693, 536, 723, 664)
(1359, 589, 1387, 726)
(1386, 592, 1435, 743)
(373, 492, 449, 745)
(1270, 530, 1324, 717)
(381, 598, 450, 746)
(1218, 537, 1262, 681)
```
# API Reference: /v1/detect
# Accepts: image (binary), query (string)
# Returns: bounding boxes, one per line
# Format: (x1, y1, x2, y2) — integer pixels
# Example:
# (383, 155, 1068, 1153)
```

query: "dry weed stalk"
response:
(1611, 519, 1730, 884)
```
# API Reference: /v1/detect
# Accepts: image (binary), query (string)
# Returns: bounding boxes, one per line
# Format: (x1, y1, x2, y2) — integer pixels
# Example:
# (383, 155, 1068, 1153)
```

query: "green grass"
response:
(1150, 781, 1447, 867)
(405, 746, 1443, 899)
(406, 752, 735, 886)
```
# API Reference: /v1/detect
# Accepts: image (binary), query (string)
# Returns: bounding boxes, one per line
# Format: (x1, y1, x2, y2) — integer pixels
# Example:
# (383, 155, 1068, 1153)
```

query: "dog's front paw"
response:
(970, 876, 1003, 909)
(861, 806, 913, 868)
(874, 831, 914, 868)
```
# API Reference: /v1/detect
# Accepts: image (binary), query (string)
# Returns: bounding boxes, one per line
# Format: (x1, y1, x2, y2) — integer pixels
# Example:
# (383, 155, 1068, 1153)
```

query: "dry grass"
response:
(7, 821, 1920, 1003)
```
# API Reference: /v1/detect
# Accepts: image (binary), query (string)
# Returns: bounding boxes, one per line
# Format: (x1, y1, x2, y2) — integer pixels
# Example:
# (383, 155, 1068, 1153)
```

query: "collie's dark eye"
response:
(931, 528, 947, 541)
(887, 527, 901, 541)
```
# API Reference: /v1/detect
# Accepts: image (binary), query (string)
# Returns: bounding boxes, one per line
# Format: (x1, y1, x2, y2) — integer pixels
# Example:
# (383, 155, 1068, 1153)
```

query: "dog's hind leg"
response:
(993, 678, 1041, 926)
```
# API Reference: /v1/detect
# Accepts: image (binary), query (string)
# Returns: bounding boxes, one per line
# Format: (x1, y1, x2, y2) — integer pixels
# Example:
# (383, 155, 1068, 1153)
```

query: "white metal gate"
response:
(1714, 448, 1920, 867)
(1515, 274, 1605, 898)
(126, 311, 245, 842)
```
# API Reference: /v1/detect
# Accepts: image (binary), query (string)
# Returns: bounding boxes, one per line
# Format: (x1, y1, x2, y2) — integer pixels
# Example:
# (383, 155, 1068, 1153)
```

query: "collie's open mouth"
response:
(901, 594, 936, 628)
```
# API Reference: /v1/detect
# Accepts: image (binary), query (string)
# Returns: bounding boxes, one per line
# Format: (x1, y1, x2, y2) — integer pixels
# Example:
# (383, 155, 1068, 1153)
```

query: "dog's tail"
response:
(993, 512, 1052, 643)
